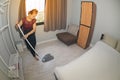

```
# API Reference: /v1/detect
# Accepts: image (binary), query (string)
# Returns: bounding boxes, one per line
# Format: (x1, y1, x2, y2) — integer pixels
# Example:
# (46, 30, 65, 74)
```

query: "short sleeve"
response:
(32, 19, 36, 24)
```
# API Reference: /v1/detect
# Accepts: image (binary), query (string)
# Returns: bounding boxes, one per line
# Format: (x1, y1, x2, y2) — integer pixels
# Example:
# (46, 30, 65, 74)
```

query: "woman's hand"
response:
(23, 34, 29, 39)
(15, 21, 19, 29)
(15, 20, 23, 30)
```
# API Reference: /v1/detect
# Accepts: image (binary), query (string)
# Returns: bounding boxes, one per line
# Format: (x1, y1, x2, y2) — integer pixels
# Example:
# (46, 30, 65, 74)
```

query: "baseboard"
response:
(23, 38, 57, 49)
(37, 38, 57, 45)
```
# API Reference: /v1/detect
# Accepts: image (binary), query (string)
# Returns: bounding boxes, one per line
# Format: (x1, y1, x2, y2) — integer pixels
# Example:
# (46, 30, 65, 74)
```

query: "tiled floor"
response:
(21, 40, 90, 80)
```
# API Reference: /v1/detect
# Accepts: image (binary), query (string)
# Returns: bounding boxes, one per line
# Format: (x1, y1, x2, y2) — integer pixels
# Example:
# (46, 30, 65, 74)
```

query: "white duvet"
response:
(54, 41, 120, 80)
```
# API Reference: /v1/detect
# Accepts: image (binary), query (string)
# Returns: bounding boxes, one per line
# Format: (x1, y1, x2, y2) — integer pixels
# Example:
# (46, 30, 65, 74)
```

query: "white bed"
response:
(54, 41, 120, 80)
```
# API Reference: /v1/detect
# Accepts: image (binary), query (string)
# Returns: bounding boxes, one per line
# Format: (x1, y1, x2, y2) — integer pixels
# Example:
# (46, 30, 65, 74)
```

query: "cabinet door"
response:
(77, 25, 90, 48)
(81, 2, 92, 27)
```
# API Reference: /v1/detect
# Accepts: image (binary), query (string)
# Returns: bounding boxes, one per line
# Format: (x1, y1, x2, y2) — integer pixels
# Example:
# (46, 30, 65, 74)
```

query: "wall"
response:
(70, 0, 81, 25)
(36, 25, 65, 43)
(9, 0, 21, 42)
(0, 0, 13, 80)
(9, 0, 72, 45)
(70, 0, 120, 45)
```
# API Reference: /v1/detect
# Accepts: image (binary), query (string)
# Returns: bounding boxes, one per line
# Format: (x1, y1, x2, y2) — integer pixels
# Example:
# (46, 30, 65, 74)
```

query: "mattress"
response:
(54, 41, 120, 80)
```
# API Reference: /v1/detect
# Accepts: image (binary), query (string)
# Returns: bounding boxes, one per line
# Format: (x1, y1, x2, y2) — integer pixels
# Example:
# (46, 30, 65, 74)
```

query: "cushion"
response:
(56, 32, 77, 46)
(116, 40, 120, 53)
(67, 24, 79, 36)
(102, 34, 117, 48)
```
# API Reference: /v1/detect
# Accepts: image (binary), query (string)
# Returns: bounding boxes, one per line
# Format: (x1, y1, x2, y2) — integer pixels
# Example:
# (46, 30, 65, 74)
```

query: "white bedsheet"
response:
(54, 41, 120, 80)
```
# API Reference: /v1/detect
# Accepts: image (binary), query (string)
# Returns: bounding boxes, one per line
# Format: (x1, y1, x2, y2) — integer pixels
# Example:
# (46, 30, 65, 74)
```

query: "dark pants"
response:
(25, 33, 36, 57)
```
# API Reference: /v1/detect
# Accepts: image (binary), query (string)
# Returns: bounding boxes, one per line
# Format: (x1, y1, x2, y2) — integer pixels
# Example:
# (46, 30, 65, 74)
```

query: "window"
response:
(26, 0, 45, 25)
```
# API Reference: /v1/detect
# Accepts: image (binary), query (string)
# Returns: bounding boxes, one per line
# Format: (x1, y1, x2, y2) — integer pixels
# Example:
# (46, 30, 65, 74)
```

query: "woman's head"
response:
(28, 9, 38, 19)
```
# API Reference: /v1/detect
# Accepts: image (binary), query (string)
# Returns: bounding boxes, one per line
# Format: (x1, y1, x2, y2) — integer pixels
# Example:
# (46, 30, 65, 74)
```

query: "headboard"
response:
(100, 34, 120, 53)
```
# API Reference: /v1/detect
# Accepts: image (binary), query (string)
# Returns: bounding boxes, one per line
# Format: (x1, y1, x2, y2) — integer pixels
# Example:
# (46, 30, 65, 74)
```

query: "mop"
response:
(17, 24, 54, 62)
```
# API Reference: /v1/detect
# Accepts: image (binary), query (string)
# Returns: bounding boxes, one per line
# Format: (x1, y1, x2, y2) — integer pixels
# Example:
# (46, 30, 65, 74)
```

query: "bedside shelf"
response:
(8, 53, 19, 78)
(8, 53, 24, 80)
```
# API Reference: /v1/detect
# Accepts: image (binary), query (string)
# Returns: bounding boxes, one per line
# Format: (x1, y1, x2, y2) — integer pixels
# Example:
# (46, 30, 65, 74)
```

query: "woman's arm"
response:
(24, 22, 36, 39)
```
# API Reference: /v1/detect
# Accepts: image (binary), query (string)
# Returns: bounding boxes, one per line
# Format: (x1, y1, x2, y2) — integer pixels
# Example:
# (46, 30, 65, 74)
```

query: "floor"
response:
(21, 40, 90, 80)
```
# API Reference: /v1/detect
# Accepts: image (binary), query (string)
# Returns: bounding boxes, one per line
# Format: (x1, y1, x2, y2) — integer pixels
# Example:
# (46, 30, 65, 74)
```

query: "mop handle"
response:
(17, 24, 39, 56)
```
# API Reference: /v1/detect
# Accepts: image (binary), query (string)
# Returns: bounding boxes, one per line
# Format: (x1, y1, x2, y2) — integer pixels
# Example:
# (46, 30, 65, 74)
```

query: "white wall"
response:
(9, 0, 73, 46)
(70, 0, 81, 25)
(9, 0, 21, 42)
(36, 25, 65, 43)
(70, 0, 120, 45)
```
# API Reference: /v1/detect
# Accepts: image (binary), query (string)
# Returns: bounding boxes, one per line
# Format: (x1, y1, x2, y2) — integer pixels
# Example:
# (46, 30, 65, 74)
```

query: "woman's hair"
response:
(28, 9, 38, 15)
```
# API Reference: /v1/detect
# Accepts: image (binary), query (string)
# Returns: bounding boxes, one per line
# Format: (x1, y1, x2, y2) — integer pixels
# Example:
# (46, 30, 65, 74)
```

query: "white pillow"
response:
(102, 34, 117, 48)
(67, 24, 79, 36)
(116, 40, 120, 53)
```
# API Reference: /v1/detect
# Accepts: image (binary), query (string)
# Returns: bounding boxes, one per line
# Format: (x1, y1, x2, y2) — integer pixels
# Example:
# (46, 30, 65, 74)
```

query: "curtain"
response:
(44, 0, 67, 32)
(18, 0, 26, 21)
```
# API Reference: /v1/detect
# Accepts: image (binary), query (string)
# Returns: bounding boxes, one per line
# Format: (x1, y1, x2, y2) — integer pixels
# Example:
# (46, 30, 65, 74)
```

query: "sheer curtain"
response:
(18, 0, 26, 21)
(44, 0, 67, 32)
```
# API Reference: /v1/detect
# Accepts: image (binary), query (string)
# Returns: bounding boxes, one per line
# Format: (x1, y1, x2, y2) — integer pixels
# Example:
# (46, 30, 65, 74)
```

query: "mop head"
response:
(42, 54, 54, 62)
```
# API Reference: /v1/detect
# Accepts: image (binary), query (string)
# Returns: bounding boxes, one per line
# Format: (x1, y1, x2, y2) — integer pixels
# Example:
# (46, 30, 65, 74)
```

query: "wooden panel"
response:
(91, 2, 96, 27)
(77, 25, 90, 48)
(81, 2, 92, 27)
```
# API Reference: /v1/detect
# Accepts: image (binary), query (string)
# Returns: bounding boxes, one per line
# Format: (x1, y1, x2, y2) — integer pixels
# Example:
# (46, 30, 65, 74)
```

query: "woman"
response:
(16, 9, 39, 61)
